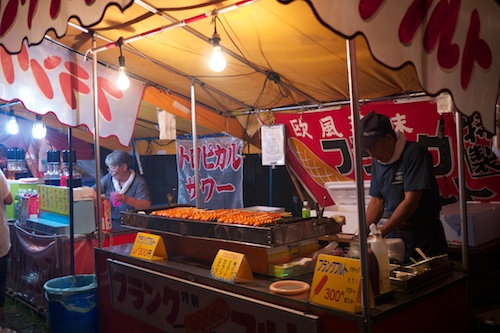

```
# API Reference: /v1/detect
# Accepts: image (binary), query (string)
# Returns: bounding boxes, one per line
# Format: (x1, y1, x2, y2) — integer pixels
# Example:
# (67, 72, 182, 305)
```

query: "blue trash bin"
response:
(43, 274, 98, 333)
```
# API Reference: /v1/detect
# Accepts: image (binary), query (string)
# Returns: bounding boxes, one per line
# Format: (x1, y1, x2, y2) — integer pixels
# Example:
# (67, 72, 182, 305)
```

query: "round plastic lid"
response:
(18, 178, 39, 183)
(269, 280, 310, 295)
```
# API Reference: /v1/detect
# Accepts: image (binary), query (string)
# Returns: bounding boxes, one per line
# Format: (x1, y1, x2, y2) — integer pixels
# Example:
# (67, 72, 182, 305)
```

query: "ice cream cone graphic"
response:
(289, 137, 351, 186)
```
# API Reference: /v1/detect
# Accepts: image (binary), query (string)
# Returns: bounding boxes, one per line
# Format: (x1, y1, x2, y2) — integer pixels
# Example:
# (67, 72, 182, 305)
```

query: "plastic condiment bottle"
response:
(347, 239, 360, 259)
(301, 200, 311, 218)
(349, 237, 381, 296)
(368, 223, 391, 294)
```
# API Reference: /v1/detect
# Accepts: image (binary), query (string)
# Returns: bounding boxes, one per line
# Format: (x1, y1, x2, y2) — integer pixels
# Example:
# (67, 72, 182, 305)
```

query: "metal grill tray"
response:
(121, 207, 342, 247)
(390, 254, 452, 293)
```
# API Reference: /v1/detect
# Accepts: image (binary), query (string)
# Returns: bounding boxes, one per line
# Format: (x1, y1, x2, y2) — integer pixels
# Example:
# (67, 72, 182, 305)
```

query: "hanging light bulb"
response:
(6, 109, 19, 135)
(209, 44, 226, 72)
(116, 44, 130, 90)
(209, 21, 226, 72)
(32, 115, 47, 139)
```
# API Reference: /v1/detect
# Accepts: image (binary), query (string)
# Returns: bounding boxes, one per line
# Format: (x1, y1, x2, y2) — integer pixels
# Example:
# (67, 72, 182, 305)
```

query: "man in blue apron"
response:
(361, 111, 448, 264)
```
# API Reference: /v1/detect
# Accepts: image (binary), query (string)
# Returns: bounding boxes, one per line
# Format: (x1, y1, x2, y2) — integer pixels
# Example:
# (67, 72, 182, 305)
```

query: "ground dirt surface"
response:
(1, 296, 48, 333)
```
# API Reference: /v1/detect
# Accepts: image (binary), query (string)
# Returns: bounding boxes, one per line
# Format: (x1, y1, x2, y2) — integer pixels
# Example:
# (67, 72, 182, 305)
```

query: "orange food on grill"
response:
(150, 207, 284, 226)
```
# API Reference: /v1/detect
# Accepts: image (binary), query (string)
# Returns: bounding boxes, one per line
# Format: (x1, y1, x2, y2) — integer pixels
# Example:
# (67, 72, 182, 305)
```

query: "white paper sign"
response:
(261, 125, 285, 166)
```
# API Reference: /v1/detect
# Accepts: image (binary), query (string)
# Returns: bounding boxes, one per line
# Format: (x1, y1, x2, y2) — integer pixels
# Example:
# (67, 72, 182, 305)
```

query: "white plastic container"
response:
(368, 223, 391, 294)
(385, 238, 405, 265)
(440, 202, 500, 246)
(323, 180, 371, 234)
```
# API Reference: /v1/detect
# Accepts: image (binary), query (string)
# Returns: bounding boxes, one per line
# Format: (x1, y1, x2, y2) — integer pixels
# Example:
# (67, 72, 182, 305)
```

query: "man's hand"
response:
(365, 196, 385, 232)
(380, 190, 423, 237)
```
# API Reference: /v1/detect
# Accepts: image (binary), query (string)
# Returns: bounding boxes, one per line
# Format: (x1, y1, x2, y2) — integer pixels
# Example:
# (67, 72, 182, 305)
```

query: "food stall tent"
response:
(1, 0, 499, 332)
(1, 0, 497, 147)
(0, 0, 440, 147)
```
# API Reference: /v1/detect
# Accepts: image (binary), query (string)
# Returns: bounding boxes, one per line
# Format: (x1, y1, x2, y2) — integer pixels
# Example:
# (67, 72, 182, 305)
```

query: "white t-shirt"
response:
(0, 170, 11, 257)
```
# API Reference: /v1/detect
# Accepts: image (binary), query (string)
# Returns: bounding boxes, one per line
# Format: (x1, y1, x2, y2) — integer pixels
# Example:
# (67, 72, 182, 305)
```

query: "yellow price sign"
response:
(210, 249, 253, 284)
(309, 254, 373, 313)
(130, 232, 167, 261)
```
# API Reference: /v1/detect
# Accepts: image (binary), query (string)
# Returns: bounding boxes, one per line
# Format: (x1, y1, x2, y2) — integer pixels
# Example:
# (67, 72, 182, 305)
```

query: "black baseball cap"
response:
(360, 111, 395, 149)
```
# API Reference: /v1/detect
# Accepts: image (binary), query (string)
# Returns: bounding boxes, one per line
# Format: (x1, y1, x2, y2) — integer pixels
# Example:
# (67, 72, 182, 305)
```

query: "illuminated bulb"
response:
(32, 119, 47, 139)
(7, 116, 19, 134)
(116, 65, 130, 90)
(209, 45, 226, 72)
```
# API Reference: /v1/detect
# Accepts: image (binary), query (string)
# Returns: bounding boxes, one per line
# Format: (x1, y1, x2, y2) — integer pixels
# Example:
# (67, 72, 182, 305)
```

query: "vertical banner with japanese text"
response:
(176, 136, 243, 209)
(274, 100, 500, 206)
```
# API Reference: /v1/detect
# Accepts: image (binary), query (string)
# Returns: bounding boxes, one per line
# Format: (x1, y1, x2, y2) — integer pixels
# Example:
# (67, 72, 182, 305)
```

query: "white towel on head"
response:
(113, 169, 135, 194)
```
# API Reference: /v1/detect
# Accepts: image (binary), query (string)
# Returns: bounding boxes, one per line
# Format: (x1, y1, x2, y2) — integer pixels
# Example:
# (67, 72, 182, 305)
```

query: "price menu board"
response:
(130, 232, 167, 260)
(210, 249, 254, 284)
(309, 254, 374, 313)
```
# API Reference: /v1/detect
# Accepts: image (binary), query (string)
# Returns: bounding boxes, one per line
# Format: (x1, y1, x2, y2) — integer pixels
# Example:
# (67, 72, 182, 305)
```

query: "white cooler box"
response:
(440, 202, 500, 246)
(323, 181, 371, 234)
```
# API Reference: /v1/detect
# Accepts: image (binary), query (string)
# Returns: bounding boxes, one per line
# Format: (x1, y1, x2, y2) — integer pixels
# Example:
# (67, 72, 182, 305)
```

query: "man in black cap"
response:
(360, 110, 448, 264)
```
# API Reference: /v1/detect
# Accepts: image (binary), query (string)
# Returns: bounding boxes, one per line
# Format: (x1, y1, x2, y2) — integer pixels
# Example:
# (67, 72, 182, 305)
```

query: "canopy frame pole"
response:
(134, 0, 318, 105)
(455, 111, 469, 272)
(67, 128, 75, 275)
(191, 80, 201, 208)
(346, 38, 372, 333)
(89, 0, 257, 54)
(91, 34, 104, 249)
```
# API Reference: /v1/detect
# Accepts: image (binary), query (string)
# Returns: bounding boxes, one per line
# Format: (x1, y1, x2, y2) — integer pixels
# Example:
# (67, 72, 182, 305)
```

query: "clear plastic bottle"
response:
(14, 189, 25, 221)
(368, 223, 391, 294)
(301, 200, 311, 218)
(347, 239, 360, 259)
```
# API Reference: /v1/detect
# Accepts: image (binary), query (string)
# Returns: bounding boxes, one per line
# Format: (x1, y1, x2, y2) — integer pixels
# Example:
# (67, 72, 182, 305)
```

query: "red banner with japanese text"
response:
(274, 100, 500, 206)
(176, 136, 243, 209)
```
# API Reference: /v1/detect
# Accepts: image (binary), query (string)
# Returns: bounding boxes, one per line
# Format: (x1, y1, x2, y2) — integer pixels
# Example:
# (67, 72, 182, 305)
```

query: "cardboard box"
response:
(25, 185, 97, 235)
(38, 185, 95, 214)
(32, 199, 96, 234)
(440, 202, 500, 246)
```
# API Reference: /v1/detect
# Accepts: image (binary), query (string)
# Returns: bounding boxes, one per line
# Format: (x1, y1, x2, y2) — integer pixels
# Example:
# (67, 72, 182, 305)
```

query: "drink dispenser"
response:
(6, 148, 27, 179)
(7, 149, 16, 179)
(16, 148, 26, 172)
(61, 150, 82, 187)
(44, 150, 61, 186)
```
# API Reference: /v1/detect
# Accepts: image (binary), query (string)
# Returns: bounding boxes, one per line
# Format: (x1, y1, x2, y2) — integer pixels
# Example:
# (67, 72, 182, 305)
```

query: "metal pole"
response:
(89, 0, 257, 54)
(67, 128, 75, 275)
(191, 81, 201, 208)
(269, 166, 273, 207)
(346, 38, 371, 333)
(455, 112, 469, 272)
(134, 0, 318, 105)
(91, 35, 104, 248)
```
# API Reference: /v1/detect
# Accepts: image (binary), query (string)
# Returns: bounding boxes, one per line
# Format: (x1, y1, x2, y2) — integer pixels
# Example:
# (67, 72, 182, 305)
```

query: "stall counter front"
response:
(95, 244, 469, 333)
